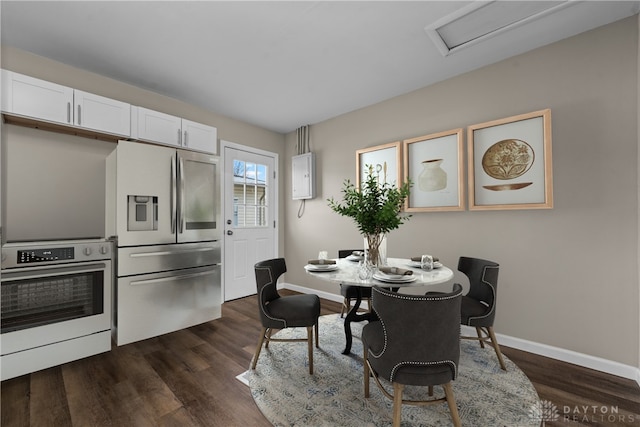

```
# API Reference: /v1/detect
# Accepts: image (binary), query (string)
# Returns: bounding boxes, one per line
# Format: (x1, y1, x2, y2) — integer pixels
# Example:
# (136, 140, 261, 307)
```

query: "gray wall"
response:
(284, 17, 639, 368)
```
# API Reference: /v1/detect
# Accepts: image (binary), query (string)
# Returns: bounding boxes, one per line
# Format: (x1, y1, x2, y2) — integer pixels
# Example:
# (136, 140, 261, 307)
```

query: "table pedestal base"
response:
(342, 287, 377, 354)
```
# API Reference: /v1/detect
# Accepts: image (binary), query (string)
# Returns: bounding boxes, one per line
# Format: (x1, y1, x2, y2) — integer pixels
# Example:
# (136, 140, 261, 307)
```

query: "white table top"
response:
(304, 257, 454, 288)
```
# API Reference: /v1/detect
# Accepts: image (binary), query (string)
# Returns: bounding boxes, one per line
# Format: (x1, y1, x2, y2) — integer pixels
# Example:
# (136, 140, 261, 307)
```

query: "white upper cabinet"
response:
(2, 69, 74, 125)
(73, 90, 130, 136)
(1, 70, 131, 137)
(181, 118, 217, 154)
(132, 106, 217, 154)
(132, 106, 183, 147)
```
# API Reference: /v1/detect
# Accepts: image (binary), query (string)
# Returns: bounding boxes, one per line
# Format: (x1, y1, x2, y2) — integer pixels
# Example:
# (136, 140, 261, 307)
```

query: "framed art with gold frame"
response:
(356, 141, 402, 188)
(468, 109, 553, 210)
(403, 128, 465, 212)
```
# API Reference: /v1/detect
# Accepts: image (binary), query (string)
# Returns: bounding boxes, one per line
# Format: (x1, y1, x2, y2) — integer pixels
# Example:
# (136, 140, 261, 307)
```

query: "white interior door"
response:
(222, 142, 277, 301)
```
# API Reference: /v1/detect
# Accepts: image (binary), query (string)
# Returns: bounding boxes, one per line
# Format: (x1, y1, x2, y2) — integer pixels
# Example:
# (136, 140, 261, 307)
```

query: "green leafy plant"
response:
(328, 167, 412, 264)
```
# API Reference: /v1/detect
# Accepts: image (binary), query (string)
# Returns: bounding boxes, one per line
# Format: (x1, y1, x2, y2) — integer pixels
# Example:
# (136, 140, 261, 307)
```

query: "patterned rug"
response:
(243, 314, 540, 426)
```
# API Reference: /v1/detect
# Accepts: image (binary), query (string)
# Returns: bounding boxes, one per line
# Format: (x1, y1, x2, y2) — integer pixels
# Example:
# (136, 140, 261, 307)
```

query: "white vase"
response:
(363, 233, 387, 267)
(418, 159, 447, 192)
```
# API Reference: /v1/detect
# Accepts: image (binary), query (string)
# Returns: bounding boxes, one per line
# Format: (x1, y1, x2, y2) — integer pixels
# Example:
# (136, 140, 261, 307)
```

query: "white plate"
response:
(346, 254, 364, 262)
(408, 261, 443, 269)
(373, 272, 416, 283)
(305, 264, 339, 272)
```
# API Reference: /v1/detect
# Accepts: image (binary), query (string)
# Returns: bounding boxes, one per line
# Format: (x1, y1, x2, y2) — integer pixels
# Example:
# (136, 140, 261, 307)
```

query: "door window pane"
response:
(233, 159, 269, 228)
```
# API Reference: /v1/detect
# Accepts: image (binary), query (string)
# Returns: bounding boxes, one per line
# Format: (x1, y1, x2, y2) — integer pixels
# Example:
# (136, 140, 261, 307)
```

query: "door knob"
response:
(227, 230, 233, 236)
(226, 219, 232, 225)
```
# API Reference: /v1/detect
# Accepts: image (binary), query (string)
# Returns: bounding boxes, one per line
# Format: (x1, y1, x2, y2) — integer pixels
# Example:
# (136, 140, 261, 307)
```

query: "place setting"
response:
(373, 265, 416, 284)
(304, 251, 339, 272)
(345, 250, 364, 262)
(407, 254, 443, 270)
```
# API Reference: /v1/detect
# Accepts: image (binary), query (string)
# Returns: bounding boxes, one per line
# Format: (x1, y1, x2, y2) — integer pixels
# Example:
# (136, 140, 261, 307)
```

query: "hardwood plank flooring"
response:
(2, 290, 638, 426)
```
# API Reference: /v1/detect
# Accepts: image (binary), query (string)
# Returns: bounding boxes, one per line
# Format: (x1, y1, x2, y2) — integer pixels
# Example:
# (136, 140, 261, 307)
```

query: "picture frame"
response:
(402, 128, 465, 212)
(356, 141, 402, 188)
(468, 109, 553, 210)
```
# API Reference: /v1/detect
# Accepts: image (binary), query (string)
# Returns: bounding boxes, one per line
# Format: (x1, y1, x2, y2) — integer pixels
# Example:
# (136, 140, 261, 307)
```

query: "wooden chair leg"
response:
(392, 382, 404, 427)
(443, 382, 462, 427)
(475, 327, 485, 348)
(340, 297, 348, 317)
(306, 326, 314, 374)
(315, 321, 319, 348)
(487, 326, 507, 371)
(363, 347, 370, 398)
(251, 327, 267, 370)
(265, 328, 273, 348)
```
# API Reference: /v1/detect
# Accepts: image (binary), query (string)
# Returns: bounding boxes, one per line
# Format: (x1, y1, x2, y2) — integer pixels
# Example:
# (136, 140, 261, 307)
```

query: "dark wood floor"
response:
(2, 290, 639, 427)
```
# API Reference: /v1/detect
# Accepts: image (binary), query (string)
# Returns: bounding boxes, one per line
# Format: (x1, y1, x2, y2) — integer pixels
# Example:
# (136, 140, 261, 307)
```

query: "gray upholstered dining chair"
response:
(338, 249, 371, 317)
(458, 256, 507, 371)
(363, 284, 463, 427)
(251, 258, 321, 374)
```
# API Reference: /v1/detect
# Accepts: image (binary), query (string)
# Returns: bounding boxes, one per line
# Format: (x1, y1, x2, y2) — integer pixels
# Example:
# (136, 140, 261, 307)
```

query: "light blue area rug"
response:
(245, 314, 540, 426)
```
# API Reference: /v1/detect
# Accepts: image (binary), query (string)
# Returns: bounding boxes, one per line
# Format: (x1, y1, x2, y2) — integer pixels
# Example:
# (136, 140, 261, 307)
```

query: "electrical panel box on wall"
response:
(292, 152, 316, 200)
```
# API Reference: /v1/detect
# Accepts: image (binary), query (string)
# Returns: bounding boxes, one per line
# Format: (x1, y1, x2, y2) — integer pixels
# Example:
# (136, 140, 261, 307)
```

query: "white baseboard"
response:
(282, 283, 640, 386)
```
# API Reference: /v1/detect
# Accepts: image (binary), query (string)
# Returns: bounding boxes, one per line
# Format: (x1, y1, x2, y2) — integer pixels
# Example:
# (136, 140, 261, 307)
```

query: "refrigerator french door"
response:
(110, 140, 220, 246)
(107, 140, 221, 346)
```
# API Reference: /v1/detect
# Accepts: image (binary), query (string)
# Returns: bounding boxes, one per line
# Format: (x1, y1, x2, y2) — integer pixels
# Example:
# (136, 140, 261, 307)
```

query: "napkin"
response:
(411, 255, 439, 263)
(308, 259, 336, 265)
(378, 266, 413, 276)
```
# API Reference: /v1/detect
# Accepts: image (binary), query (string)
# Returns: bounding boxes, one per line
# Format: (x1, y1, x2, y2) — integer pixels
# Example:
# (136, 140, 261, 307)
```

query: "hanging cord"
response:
(296, 125, 311, 218)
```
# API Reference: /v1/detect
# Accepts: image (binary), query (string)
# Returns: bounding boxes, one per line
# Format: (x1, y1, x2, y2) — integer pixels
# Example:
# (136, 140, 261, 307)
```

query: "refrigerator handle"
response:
(171, 155, 177, 234)
(179, 156, 185, 234)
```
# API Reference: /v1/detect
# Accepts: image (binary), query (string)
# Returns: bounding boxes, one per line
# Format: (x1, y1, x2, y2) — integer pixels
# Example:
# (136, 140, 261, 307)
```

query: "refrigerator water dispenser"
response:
(127, 195, 158, 231)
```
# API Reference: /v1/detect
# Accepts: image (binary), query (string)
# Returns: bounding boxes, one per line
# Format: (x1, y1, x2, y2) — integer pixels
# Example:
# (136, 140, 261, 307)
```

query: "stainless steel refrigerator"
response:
(107, 140, 221, 345)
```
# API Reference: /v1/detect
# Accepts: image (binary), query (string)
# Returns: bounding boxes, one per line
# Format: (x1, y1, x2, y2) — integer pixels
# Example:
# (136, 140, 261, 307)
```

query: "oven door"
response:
(0, 260, 112, 356)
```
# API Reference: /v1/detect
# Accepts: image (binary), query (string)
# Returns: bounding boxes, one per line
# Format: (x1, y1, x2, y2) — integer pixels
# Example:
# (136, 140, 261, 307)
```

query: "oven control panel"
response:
(1, 240, 113, 269)
(17, 247, 75, 264)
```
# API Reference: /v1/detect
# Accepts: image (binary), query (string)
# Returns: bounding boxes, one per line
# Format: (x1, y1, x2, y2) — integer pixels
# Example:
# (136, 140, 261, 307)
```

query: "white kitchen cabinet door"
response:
(1, 70, 73, 125)
(134, 106, 182, 147)
(74, 90, 131, 136)
(181, 119, 217, 154)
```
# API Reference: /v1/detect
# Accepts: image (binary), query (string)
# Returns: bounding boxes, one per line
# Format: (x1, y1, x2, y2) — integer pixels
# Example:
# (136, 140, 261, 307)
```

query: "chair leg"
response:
(341, 297, 351, 318)
(265, 328, 273, 348)
(487, 326, 507, 371)
(442, 382, 462, 427)
(392, 382, 404, 427)
(475, 327, 485, 348)
(307, 326, 314, 375)
(363, 347, 370, 398)
(251, 327, 267, 370)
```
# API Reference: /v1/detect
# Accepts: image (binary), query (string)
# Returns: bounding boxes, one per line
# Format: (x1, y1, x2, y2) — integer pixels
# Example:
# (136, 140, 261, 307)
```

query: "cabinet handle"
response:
(67, 102, 71, 123)
(184, 130, 188, 146)
(77, 105, 81, 125)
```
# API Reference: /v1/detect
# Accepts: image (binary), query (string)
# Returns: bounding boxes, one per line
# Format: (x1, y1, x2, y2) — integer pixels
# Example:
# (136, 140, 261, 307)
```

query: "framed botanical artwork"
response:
(356, 141, 401, 188)
(402, 128, 465, 212)
(468, 109, 553, 210)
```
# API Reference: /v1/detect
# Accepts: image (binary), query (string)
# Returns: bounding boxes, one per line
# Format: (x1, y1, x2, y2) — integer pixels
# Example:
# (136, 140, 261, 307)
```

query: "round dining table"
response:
(305, 257, 454, 354)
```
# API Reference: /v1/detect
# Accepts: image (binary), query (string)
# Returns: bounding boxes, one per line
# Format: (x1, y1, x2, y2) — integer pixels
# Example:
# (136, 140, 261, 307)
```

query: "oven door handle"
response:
(1, 262, 109, 281)
(129, 269, 214, 286)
